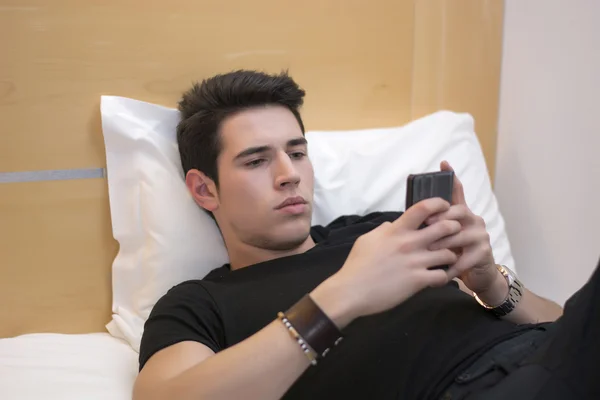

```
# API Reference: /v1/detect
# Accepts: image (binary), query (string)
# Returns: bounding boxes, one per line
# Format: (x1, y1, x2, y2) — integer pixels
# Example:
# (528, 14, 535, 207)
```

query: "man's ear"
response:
(185, 169, 219, 213)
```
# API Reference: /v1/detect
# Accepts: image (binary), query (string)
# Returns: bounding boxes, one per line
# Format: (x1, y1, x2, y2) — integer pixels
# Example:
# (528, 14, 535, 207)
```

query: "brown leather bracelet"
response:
(283, 294, 344, 358)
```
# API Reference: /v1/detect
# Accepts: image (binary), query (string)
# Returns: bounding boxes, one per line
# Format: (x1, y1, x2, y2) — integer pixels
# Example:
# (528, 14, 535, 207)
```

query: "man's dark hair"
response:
(176, 70, 306, 187)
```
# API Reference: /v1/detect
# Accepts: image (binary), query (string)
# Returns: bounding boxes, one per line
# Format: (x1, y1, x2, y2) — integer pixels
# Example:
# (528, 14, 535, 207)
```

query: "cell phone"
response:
(405, 170, 455, 271)
(405, 170, 454, 209)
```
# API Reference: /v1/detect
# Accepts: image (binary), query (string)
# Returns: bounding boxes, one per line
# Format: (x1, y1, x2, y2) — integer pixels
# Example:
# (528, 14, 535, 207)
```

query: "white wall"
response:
(495, 0, 600, 305)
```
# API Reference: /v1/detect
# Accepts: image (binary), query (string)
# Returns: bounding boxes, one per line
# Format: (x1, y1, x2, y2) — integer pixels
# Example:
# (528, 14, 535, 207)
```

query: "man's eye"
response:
(245, 159, 265, 168)
(290, 152, 306, 160)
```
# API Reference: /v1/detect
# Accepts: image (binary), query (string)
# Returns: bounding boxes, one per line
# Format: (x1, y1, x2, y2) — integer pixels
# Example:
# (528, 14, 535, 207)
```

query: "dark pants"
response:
(441, 257, 600, 400)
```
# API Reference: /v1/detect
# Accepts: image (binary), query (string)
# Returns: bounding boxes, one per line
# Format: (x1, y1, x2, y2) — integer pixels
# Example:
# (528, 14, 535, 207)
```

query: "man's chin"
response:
(264, 223, 312, 251)
(267, 234, 311, 251)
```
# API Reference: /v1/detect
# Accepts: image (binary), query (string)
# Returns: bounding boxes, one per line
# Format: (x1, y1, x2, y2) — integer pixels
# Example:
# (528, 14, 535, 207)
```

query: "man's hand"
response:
(426, 161, 502, 297)
(421, 161, 563, 323)
(325, 197, 460, 323)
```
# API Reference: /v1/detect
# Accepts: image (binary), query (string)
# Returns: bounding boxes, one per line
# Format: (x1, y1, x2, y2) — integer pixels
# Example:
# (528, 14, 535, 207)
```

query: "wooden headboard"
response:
(0, 0, 504, 338)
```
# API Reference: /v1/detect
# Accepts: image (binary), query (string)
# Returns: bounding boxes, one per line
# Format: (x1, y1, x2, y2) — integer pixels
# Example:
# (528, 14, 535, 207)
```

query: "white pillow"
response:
(100, 96, 515, 352)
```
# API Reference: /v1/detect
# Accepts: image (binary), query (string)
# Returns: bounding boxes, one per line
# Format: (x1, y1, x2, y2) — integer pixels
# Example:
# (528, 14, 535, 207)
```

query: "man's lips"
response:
(275, 196, 307, 210)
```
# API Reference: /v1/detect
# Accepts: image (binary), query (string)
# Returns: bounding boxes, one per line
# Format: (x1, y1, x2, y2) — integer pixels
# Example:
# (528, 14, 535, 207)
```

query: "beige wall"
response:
(0, 0, 505, 337)
(495, 0, 600, 305)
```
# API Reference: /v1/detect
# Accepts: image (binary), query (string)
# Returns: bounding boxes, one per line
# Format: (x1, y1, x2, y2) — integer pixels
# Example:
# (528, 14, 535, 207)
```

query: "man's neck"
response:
(227, 236, 316, 271)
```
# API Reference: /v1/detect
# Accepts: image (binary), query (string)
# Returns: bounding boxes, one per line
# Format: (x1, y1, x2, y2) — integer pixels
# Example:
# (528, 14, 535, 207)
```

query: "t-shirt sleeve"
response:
(138, 281, 225, 371)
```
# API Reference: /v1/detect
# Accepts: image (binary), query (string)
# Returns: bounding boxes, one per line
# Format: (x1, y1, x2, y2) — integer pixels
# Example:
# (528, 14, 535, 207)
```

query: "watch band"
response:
(474, 265, 524, 317)
(283, 294, 344, 359)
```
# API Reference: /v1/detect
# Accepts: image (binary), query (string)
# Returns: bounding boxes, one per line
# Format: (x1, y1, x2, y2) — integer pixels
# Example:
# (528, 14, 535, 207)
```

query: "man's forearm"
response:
(507, 288, 563, 324)
(152, 320, 311, 400)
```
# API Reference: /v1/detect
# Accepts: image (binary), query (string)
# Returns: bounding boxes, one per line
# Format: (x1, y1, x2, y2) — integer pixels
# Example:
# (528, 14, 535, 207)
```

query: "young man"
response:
(134, 70, 599, 400)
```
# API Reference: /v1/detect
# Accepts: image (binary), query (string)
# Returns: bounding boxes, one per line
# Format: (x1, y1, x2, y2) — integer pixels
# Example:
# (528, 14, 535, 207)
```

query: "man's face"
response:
(213, 105, 314, 251)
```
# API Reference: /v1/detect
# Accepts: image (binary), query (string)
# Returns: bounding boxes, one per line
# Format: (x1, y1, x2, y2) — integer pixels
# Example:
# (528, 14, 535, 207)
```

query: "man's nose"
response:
(274, 154, 301, 189)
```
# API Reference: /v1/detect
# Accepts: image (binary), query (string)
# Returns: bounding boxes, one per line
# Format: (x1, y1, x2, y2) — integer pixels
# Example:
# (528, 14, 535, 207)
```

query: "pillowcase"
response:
(100, 96, 515, 352)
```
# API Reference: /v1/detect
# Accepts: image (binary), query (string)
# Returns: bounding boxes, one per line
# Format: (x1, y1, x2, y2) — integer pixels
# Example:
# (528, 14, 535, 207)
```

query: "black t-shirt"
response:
(139, 212, 537, 399)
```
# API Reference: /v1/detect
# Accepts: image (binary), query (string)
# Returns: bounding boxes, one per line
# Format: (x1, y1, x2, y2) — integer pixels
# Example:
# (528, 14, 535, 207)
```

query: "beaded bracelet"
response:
(277, 312, 319, 366)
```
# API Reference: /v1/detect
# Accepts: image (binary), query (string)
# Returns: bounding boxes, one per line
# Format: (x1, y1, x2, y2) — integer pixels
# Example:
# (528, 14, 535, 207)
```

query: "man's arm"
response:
(456, 274, 563, 324)
(435, 161, 563, 325)
(133, 278, 353, 400)
(133, 198, 458, 400)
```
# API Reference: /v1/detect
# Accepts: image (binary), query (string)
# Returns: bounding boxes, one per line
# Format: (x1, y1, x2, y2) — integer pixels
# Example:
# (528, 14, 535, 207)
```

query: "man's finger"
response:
(420, 269, 451, 288)
(396, 197, 451, 231)
(429, 229, 480, 251)
(412, 249, 459, 271)
(440, 160, 467, 205)
(426, 204, 472, 225)
(450, 246, 487, 275)
(416, 220, 462, 246)
(444, 265, 462, 281)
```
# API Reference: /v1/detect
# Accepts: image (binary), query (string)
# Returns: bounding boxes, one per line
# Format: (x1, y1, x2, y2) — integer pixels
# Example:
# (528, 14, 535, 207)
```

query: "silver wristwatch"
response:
(474, 265, 524, 317)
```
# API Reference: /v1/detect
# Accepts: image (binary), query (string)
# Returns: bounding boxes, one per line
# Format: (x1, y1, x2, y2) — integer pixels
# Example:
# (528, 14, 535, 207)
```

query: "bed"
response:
(0, 1, 505, 398)
(0, 333, 137, 400)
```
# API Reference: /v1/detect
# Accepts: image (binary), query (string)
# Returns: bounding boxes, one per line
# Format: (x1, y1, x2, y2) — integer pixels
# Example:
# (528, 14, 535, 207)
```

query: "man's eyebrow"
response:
(234, 138, 307, 161)
(287, 137, 308, 147)
(234, 145, 271, 161)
